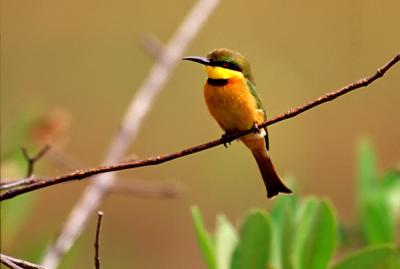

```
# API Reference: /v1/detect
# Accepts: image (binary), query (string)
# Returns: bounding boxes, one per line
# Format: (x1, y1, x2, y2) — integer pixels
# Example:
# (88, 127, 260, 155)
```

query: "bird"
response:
(182, 48, 292, 198)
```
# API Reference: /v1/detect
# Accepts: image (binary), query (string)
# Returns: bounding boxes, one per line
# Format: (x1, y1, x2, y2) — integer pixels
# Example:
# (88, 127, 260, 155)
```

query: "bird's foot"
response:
(221, 133, 235, 148)
(251, 123, 261, 134)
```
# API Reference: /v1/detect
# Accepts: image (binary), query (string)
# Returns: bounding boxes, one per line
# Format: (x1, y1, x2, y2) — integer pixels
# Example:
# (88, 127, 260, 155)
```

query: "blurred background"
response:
(1, 0, 399, 268)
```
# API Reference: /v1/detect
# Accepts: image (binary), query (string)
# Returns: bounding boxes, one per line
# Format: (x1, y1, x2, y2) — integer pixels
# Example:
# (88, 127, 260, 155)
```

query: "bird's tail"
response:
(252, 148, 292, 198)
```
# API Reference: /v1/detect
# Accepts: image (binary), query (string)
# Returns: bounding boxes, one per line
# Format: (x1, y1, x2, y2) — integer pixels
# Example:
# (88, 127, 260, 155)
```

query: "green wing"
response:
(246, 79, 265, 113)
(246, 79, 270, 150)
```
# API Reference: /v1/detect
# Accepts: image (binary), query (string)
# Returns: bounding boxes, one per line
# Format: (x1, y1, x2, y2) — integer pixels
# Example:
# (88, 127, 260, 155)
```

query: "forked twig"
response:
(22, 145, 51, 178)
(0, 145, 51, 190)
(0, 253, 47, 269)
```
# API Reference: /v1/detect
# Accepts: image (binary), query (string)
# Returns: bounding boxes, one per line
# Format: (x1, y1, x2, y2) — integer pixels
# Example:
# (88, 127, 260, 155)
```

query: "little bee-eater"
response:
(183, 48, 292, 198)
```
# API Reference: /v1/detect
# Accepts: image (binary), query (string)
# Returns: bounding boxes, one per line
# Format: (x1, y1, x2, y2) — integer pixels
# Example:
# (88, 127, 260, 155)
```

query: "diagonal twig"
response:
(0, 176, 36, 191)
(0, 253, 47, 269)
(94, 211, 103, 269)
(0, 256, 22, 269)
(40, 0, 221, 268)
(1, 52, 398, 202)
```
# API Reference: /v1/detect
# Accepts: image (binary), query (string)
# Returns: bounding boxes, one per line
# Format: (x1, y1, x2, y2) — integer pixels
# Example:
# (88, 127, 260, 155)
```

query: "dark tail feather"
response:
(252, 150, 292, 198)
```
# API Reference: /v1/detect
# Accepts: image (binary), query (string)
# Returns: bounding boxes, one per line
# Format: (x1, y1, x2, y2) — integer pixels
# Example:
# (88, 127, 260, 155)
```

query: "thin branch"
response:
(1, 53, 398, 202)
(110, 180, 183, 198)
(0, 176, 36, 190)
(0, 254, 47, 269)
(0, 256, 22, 269)
(94, 211, 103, 269)
(22, 145, 51, 178)
(40, 0, 221, 268)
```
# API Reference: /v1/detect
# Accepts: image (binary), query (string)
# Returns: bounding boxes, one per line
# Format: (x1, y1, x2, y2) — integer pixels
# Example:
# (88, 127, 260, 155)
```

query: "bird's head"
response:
(183, 48, 254, 83)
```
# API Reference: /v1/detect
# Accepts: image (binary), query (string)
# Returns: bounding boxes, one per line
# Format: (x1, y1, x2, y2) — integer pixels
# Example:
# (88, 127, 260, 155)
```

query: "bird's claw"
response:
(221, 133, 234, 148)
(251, 123, 261, 134)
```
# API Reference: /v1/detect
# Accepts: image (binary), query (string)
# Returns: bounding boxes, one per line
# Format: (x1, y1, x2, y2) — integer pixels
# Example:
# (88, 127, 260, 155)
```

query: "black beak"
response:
(182, 56, 211, 65)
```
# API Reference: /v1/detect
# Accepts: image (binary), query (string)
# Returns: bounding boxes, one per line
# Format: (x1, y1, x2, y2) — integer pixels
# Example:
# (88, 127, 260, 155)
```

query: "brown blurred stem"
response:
(0, 254, 47, 269)
(94, 211, 103, 269)
(1, 53, 398, 202)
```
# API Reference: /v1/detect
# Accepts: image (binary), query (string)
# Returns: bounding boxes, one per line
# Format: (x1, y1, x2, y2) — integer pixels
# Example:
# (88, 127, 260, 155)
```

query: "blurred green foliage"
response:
(358, 139, 400, 246)
(1, 113, 39, 246)
(1, 111, 41, 160)
(191, 139, 400, 269)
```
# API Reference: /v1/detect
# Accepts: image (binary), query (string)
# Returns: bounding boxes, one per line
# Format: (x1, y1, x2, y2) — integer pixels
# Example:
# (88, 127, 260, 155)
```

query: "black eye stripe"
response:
(216, 61, 242, 72)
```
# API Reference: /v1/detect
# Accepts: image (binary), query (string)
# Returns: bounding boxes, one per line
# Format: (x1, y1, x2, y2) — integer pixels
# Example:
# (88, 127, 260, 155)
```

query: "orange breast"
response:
(204, 77, 264, 132)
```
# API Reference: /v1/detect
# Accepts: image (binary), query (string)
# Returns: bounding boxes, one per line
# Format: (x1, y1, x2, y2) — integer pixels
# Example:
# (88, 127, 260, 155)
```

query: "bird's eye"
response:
(222, 63, 229, 68)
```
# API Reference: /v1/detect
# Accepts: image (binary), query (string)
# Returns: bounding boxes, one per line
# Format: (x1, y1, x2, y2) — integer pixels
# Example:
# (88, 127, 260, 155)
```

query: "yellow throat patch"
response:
(205, 66, 244, 80)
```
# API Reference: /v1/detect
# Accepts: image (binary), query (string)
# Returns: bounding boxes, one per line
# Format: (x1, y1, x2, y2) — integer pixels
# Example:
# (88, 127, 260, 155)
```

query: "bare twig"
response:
(0, 256, 22, 269)
(0, 254, 47, 269)
(110, 180, 183, 198)
(94, 211, 103, 269)
(22, 145, 51, 178)
(40, 0, 221, 267)
(1, 53, 398, 202)
(0, 176, 36, 190)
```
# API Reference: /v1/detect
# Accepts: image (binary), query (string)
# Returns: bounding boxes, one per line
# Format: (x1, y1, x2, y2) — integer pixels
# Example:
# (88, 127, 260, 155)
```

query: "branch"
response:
(0, 255, 22, 269)
(0, 254, 47, 269)
(0, 176, 36, 191)
(1, 53, 398, 202)
(40, 0, 221, 268)
(94, 212, 103, 269)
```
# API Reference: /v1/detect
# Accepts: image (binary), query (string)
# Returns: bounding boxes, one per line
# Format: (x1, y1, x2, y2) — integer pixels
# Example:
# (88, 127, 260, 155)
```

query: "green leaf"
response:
(215, 215, 238, 269)
(270, 194, 299, 269)
(293, 198, 337, 269)
(357, 139, 378, 196)
(382, 170, 400, 220)
(231, 210, 272, 269)
(360, 197, 394, 244)
(292, 197, 318, 268)
(191, 206, 217, 269)
(271, 191, 299, 224)
(331, 245, 395, 269)
(356, 139, 396, 245)
(387, 247, 400, 269)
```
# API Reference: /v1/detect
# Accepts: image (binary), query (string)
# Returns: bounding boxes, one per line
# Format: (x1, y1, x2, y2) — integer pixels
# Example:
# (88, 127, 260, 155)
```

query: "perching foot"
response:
(251, 123, 261, 134)
(221, 133, 235, 148)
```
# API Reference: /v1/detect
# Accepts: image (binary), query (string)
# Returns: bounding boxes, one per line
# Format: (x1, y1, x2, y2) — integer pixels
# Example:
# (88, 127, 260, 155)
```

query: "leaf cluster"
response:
(191, 140, 400, 269)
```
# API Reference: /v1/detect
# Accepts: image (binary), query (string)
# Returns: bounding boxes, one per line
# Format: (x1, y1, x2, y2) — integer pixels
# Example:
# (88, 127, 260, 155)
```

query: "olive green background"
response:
(1, 0, 399, 268)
